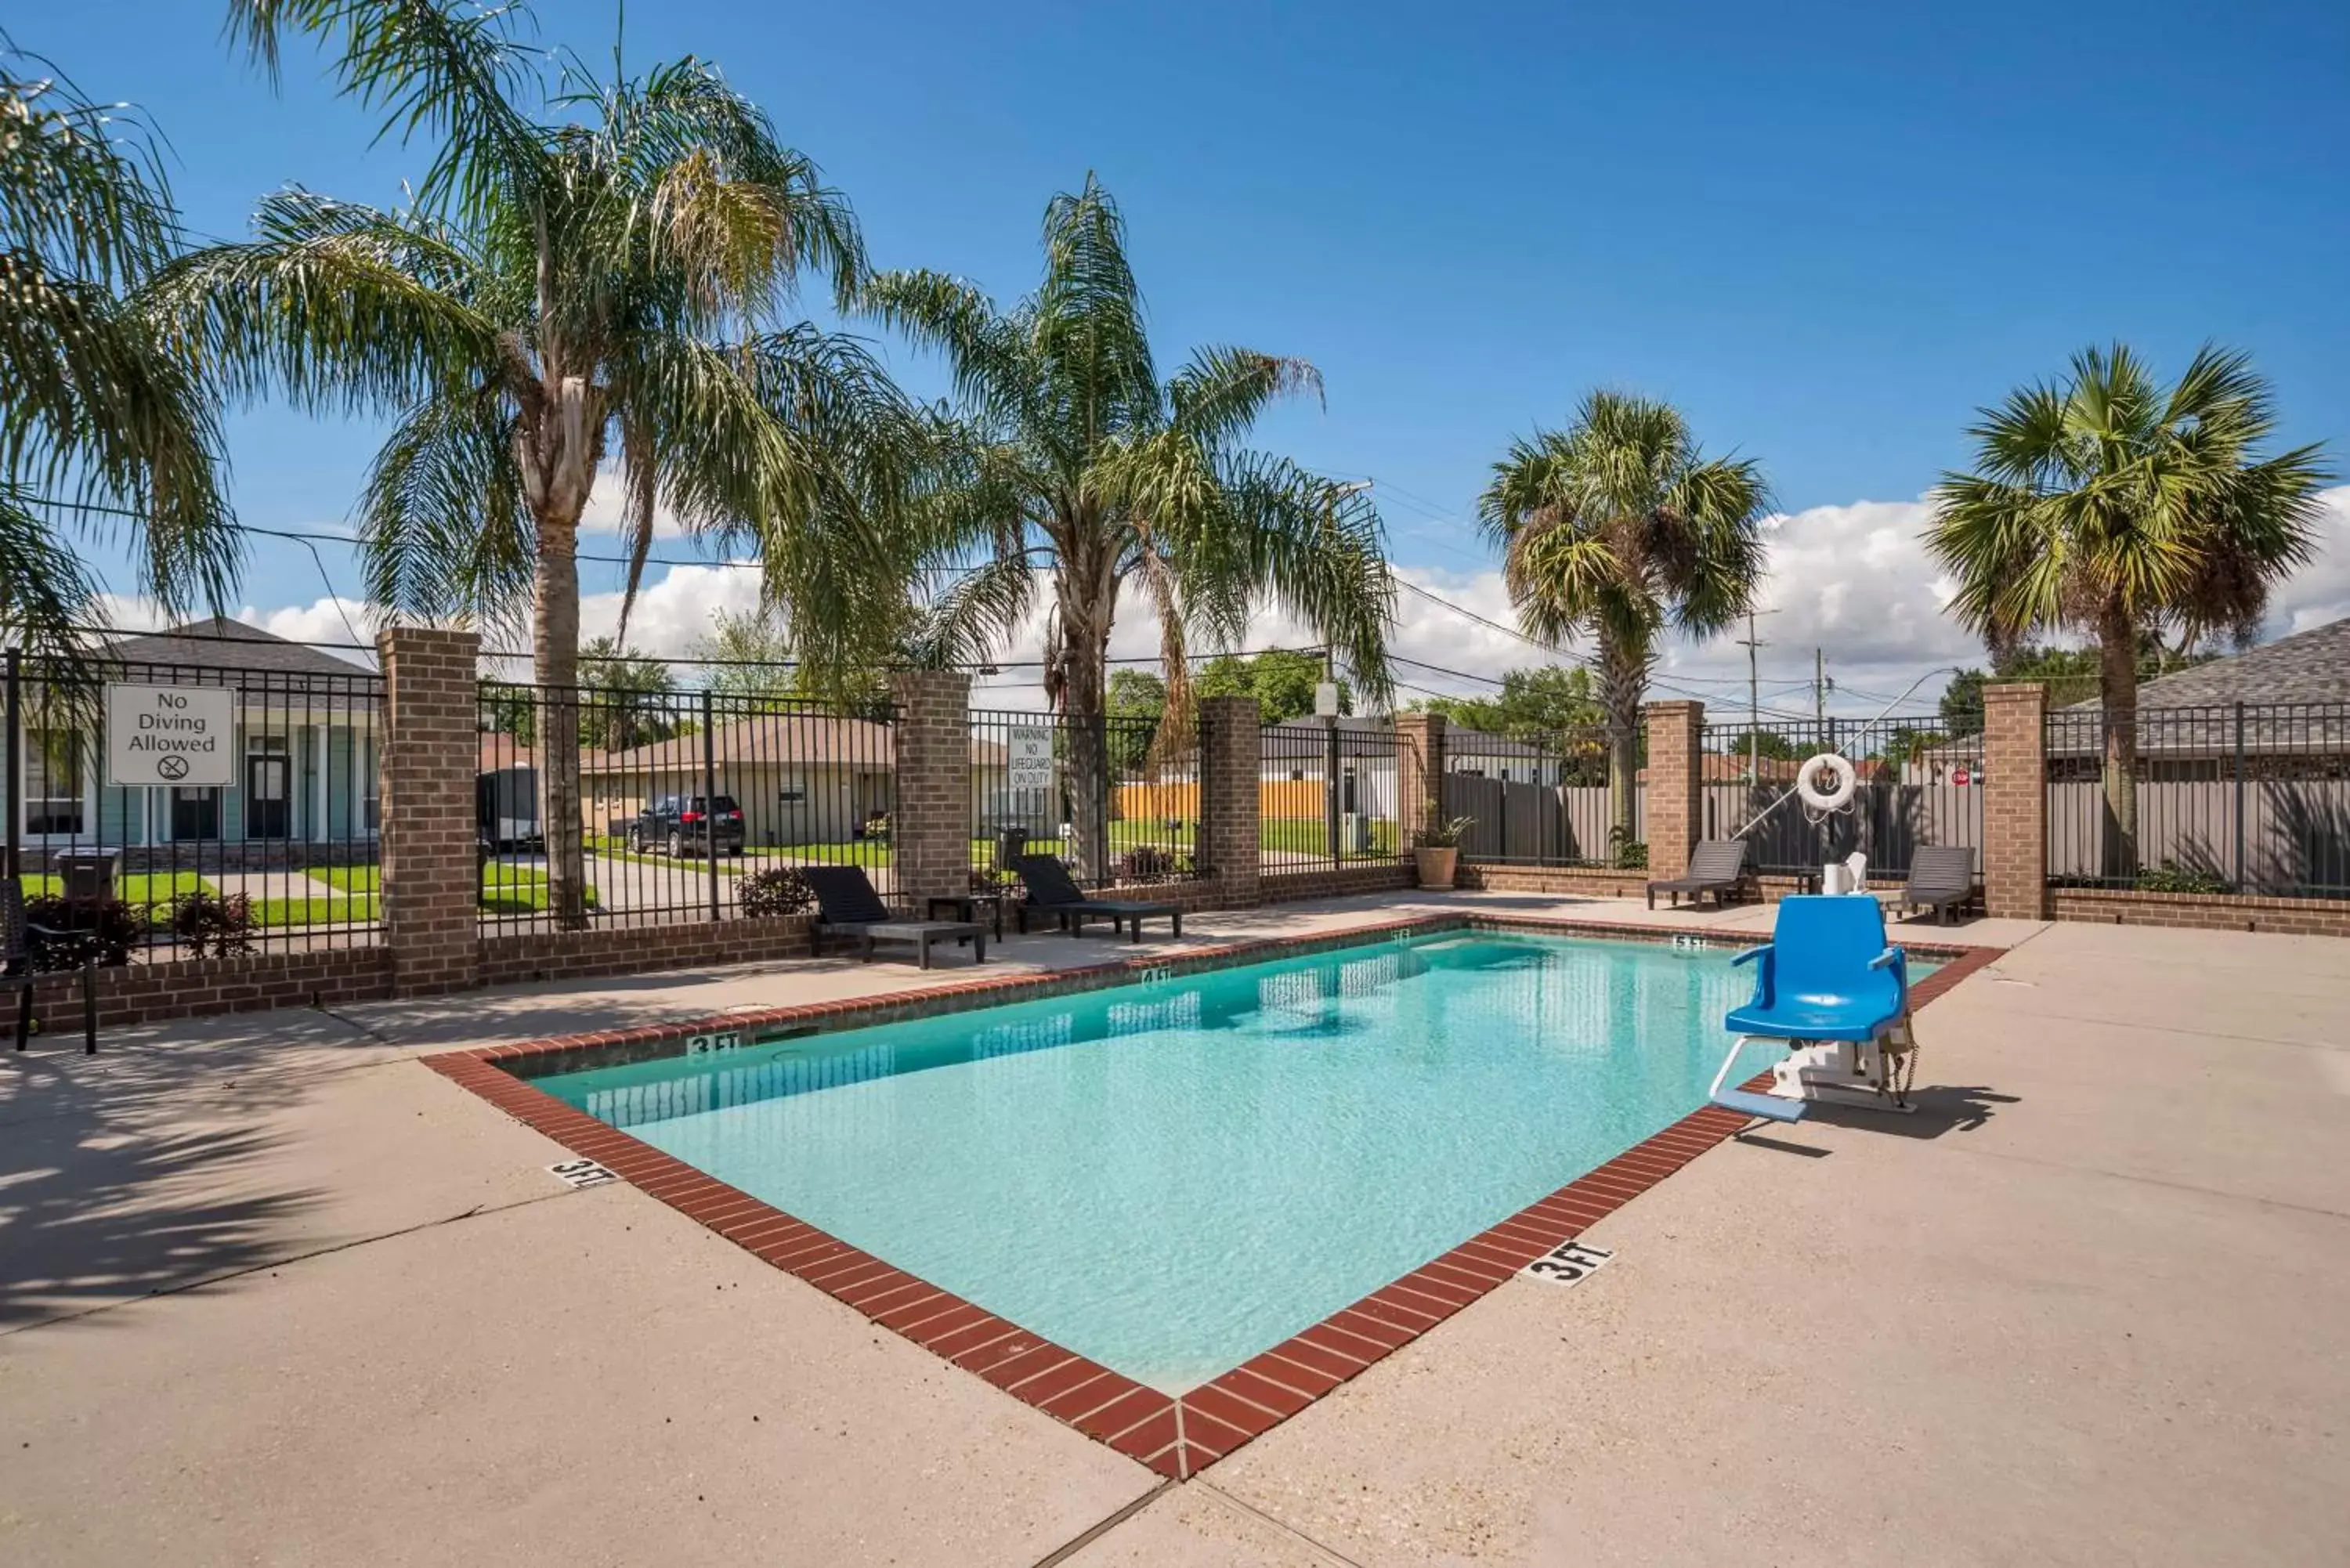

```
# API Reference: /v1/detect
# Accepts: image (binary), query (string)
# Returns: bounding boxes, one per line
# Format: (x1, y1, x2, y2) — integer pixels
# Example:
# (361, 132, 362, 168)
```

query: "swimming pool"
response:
(540, 929, 1859, 1394)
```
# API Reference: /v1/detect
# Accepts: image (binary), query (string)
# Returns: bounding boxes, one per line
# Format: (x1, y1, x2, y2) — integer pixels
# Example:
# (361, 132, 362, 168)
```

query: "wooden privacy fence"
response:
(1442, 777, 1645, 866)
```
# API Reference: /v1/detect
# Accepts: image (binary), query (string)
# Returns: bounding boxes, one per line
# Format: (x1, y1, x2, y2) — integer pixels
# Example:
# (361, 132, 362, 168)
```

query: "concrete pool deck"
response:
(2, 893, 2345, 1564)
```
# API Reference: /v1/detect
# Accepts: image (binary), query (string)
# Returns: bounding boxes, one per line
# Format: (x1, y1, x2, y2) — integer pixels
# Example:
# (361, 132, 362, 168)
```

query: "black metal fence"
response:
(476, 677, 896, 933)
(968, 707, 1204, 891)
(1442, 725, 1633, 866)
(1257, 718, 1405, 873)
(2045, 703, 2350, 897)
(1698, 717, 1983, 883)
(5, 648, 385, 959)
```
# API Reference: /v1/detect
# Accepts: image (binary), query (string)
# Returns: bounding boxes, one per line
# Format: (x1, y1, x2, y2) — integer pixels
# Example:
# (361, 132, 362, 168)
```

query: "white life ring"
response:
(1796, 753, 1857, 811)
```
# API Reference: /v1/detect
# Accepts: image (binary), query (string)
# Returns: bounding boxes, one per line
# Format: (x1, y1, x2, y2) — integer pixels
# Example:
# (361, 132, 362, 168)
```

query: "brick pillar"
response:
(1394, 710, 1447, 858)
(1643, 700, 1705, 882)
(889, 669, 972, 909)
(1982, 681, 2048, 919)
(378, 627, 481, 997)
(1198, 694, 1262, 908)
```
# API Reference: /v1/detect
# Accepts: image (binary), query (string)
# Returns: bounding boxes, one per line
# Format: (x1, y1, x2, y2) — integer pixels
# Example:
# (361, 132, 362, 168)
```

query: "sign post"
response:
(107, 684, 236, 788)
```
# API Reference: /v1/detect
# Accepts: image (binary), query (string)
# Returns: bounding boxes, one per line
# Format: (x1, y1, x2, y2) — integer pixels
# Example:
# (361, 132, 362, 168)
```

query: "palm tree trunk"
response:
(1597, 631, 1647, 862)
(1058, 593, 1112, 885)
(534, 519, 589, 930)
(2099, 609, 2140, 882)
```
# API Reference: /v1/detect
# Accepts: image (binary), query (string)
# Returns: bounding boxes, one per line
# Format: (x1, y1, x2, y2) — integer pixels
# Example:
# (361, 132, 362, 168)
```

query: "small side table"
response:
(926, 891, 1007, 941)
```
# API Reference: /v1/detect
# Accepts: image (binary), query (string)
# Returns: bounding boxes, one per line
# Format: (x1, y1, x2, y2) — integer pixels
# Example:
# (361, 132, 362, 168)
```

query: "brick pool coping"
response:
(424, 916, 2004, 1481)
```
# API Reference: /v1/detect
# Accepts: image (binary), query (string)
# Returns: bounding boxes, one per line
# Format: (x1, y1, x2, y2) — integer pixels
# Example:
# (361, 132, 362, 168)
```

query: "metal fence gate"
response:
(5, 648, 385, 959)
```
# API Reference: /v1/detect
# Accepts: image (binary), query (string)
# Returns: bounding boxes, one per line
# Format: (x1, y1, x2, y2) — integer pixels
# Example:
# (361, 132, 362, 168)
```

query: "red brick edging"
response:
(425, 918, 2001, 1480)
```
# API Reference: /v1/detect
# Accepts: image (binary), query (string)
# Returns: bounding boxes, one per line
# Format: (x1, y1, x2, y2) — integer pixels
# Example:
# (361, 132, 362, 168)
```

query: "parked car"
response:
(627, 794, 746, 857)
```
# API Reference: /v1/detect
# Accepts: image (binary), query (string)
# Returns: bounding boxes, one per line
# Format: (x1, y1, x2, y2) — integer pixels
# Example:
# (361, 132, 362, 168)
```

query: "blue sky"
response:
(34, 0, 2350, 710)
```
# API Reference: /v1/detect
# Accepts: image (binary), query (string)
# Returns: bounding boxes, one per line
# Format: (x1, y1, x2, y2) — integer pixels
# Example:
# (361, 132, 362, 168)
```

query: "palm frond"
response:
(227, 0, 548, 226)
(144, 189, 501, 417)
(1167, 345, 1321, 452)
(356, 387, 528, 635)
(0, 482, 99, 658)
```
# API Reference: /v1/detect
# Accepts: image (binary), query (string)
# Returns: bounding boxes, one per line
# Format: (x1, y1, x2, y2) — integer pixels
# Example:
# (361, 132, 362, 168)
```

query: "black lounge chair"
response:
(1646, 839, 1750, 911)
(1010, 855, 1183, 942)
(799, 864, 985, 969)
(5, 881, 99, 1054)
(1899, 845, 1977, 924)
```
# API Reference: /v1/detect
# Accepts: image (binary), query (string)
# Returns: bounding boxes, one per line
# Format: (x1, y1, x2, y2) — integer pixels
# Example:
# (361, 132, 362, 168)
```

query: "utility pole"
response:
(1737, 611, 1767, 784)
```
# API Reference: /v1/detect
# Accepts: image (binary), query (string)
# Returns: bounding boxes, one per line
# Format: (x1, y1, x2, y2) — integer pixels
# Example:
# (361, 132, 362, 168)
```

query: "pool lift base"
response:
(1712, 1017, 1920, 1123)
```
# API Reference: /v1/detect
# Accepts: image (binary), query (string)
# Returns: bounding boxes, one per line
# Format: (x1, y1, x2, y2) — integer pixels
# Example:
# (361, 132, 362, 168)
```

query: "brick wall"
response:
(2050, 886, 2350, 938)
(1982, 683, 2048, 919)
(888, 670, 973, 909)
(23, 945, 391, 1032)
(1643, 700, 1704, 882)
(379, 627, 482, 996)
(478, 916, 816, 987)
(1259, 862, 1415, 901)
(1456, 863, 1654, 899)
(1198, 695, 1263, 908)
(1392, 711, 1445, 851)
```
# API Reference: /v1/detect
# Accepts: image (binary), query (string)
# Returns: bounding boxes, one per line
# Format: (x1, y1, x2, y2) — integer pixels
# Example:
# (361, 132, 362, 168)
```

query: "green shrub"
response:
(24, 896, 144, 970)
(739, 866, 814, 919)
(172, 889, 258, 957)
(2135, 861, 2228, 895)
(1611, 838, 1650, 870)
(1119, 844, 1177, 882)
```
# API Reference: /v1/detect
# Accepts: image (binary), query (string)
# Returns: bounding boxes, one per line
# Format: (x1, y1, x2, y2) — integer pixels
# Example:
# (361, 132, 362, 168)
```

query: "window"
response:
(26, 730, 83, 836)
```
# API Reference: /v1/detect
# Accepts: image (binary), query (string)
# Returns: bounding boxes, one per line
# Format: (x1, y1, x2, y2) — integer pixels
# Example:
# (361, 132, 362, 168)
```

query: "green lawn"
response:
(16, 870, 210, 906)
(478, 865, 599, 916)
(1259, 816, 1401, 857)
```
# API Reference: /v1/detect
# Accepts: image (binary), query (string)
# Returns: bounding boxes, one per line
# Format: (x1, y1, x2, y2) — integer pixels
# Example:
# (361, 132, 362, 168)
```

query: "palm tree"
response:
(1, 31, 239, 656)
(1929, 343, 2330, 875)
(1477, 392, 1767, 855)
(857, 177, 1394, 878)
(149, 0, 922, 927)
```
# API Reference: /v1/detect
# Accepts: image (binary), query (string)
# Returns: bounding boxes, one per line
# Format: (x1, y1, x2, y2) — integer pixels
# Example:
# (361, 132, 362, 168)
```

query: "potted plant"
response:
(1414, 816, 1473, 891)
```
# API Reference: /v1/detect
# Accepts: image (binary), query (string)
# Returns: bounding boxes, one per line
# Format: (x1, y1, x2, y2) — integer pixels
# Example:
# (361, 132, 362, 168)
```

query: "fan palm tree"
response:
(2, 31, 239, 657)
(1477, 392, 1767, 854)
(1928, 343, 2329, 875)
(856, 176, 1394, 878)
(149, 0, 924, 927)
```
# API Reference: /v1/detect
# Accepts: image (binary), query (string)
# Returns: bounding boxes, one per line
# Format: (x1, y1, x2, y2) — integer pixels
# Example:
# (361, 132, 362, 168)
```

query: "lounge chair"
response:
(1710, 895, 1911, 1123)
(1645, 839, 1749, 910)
(798, 865, 985, 970)
(4, 882, 99, 1054)
(1898, 845, 1976, 924)
(1010, 855, 1183, 942)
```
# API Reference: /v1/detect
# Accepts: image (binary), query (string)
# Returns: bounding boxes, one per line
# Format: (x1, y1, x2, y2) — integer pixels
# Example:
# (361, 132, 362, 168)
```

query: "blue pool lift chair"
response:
(1710, 895, 1911, 1124)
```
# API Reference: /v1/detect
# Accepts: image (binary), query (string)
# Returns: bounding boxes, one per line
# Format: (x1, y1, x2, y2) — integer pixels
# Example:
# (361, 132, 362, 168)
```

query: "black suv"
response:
(627, 794, 746, 857)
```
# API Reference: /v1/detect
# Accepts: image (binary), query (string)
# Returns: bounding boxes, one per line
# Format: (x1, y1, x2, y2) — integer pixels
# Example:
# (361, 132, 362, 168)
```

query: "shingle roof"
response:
(583, 713, 1003, 772)
(103, 616, 378, 680)
(2064, 617, 2350, 710)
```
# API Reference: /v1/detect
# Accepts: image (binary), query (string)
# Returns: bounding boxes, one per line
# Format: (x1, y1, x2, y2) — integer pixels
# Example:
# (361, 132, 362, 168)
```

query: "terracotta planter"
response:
(1414, 846, 1459, 890)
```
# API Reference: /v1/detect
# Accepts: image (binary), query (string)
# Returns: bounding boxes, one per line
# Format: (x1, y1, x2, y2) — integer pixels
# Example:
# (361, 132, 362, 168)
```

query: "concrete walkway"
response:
(2, 894, 2345, 1565)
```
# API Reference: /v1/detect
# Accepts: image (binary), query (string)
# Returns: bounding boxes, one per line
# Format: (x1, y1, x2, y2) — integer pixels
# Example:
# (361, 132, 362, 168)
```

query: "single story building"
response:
(582, 715, 1008, 847)
(13, 617, 381, 865)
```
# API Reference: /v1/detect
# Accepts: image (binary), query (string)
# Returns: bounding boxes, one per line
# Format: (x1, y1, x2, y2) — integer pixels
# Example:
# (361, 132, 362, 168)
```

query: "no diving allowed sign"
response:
(107, 684, 235, 786)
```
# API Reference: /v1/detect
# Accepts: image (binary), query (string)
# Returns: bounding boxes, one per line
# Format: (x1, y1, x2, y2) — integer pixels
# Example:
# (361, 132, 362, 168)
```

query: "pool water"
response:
(540, 932, 1871, 1393)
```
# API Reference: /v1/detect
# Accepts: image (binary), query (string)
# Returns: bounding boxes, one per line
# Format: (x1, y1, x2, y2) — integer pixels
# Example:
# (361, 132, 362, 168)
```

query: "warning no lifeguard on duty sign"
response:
(106, 684, 236, 788)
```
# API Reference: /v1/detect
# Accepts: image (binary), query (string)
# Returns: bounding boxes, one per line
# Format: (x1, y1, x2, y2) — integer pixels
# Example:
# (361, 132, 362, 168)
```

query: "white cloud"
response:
(574, 465, 693, 540)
